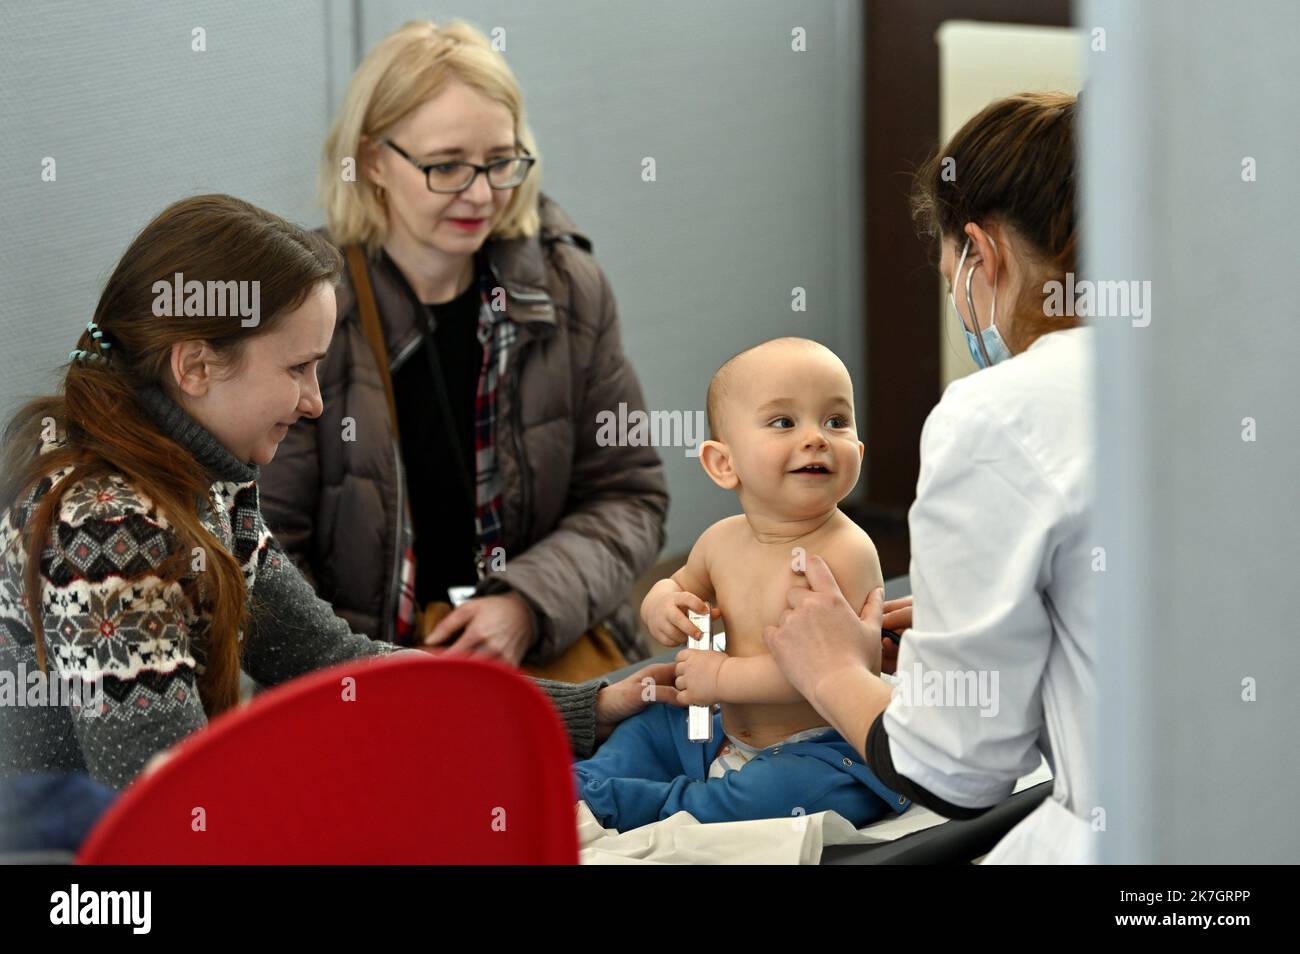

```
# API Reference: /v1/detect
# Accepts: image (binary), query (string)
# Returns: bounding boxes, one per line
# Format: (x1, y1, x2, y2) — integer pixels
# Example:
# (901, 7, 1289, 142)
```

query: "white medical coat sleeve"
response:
(884, 389, 1061, 808)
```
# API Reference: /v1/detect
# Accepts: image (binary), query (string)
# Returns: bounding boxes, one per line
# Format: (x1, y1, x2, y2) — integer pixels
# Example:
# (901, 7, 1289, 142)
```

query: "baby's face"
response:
(715, 347, 863, 517)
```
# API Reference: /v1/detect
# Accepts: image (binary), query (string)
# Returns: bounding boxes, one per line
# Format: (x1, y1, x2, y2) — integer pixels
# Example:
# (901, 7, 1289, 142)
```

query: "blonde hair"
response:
(319, 19, 542, 251)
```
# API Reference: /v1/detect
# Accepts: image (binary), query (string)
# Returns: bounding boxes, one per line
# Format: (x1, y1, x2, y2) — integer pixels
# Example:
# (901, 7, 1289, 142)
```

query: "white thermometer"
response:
(686, 605, 714, 743)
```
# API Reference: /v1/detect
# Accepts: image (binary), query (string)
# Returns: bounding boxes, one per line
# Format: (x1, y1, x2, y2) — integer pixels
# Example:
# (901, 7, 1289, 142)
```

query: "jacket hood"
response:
(481, 192, 592, 304)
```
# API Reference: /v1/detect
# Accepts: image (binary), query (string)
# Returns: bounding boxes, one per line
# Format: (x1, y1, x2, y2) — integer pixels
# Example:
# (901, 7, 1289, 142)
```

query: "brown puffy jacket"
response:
(258, 194, 668, 664)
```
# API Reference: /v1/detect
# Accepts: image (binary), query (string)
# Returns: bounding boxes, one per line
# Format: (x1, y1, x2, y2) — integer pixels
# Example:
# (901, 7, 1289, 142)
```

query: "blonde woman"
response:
(259, 21, 667, 678)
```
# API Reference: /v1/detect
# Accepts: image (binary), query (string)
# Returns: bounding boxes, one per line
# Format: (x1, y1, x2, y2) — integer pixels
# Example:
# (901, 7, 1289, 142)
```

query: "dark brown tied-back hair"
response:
(911, 91, 1080, 350)
(0, 194, 342, 716)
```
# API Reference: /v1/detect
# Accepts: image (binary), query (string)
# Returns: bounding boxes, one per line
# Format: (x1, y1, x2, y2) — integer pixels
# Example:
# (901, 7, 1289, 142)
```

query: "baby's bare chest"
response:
(711, 546, 806, 655)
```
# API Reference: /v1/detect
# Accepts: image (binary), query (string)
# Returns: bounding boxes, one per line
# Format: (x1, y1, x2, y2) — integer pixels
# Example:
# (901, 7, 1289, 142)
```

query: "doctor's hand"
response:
(763, 555, 885, 708)
(882, 595, 913, 634)
(880, 595, 913, 676)
(423, 592, 535, 666)
(594, 662, 681, 742)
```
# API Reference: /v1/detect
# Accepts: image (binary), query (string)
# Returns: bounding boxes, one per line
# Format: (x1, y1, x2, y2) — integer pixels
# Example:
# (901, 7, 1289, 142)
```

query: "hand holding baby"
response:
(763, 555, 885, 707)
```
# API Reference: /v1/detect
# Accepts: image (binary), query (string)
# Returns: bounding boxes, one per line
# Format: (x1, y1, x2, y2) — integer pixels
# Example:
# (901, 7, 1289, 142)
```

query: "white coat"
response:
(884, 326, 1100, 863)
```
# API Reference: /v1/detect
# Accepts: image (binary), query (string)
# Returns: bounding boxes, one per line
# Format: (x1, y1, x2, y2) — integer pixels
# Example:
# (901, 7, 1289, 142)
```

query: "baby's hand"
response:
(642, 583, 719, 647)
(674, 648, 726, 706)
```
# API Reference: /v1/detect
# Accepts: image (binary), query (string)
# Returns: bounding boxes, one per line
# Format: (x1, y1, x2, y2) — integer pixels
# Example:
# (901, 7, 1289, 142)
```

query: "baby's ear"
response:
(699, 440, 738, 490)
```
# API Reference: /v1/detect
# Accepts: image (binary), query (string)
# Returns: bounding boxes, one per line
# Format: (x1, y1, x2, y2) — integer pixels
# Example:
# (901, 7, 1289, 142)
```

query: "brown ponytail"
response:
(0, 194, 342, 716)
(911, 91, 1079, 348)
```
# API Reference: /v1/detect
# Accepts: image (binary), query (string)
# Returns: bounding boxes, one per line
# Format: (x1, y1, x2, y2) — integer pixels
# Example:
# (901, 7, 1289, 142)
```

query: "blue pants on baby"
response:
(574, 703, 911, 833)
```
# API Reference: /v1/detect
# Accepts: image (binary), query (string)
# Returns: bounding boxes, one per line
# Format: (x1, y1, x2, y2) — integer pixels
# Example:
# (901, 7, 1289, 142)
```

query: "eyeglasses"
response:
(383, 139, 536, 193)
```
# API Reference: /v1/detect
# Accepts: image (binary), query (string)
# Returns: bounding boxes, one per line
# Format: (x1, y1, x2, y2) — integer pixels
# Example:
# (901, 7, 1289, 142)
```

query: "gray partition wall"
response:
(0, 0, 866, 559)
(1085, 0, 1300, 862)
(0, 0, 344, 414)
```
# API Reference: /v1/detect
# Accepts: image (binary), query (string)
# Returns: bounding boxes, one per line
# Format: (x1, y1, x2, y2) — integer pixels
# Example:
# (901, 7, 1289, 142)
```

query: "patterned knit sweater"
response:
(0, 384, 603, 790)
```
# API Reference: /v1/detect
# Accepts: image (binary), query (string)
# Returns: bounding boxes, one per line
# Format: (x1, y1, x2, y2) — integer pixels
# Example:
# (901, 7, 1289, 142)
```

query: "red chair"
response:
(77, 653, 579, 864)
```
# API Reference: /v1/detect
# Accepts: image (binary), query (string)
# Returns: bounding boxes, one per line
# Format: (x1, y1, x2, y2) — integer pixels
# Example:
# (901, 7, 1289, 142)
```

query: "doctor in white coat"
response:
(763, 91, 1097, 863)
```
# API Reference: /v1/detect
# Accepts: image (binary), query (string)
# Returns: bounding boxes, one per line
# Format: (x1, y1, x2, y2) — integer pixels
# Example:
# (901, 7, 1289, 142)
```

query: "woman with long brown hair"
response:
(0, 194, 676, 792)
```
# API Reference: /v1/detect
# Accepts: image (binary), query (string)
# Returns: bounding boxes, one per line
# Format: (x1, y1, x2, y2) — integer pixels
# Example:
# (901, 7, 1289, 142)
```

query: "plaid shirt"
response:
(394, 249, 516, 644)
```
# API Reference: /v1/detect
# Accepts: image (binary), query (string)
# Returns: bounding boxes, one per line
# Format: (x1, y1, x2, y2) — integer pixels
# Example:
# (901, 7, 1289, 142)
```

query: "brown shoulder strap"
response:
(344, 245, 400, 442)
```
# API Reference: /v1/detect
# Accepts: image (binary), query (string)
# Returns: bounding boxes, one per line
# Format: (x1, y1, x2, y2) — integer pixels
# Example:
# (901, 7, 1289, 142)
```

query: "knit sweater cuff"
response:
(532, 677, 606, 759)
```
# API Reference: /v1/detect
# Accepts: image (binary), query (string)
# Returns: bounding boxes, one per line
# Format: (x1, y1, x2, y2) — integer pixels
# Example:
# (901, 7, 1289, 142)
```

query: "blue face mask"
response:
(949, 237, 1011, 368)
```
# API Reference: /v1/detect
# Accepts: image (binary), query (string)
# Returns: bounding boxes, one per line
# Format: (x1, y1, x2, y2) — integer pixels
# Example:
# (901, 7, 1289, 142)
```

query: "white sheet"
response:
(577, 758, 1053, 865)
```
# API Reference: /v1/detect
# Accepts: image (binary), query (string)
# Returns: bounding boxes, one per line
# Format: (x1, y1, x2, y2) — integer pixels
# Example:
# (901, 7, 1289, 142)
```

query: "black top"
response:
(391, 280, 483, 606)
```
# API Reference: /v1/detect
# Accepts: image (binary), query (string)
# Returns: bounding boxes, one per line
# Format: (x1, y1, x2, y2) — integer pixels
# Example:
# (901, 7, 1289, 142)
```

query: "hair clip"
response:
(72, 321, 115, 365)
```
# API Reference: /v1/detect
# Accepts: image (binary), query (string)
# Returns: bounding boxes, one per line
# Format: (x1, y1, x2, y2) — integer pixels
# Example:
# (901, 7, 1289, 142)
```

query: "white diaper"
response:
(706, 725, 834, 779)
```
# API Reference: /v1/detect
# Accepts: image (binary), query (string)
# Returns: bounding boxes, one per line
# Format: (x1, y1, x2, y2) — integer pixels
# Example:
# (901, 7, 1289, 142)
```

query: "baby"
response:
(573, 338, 909, 832)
